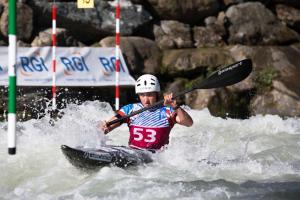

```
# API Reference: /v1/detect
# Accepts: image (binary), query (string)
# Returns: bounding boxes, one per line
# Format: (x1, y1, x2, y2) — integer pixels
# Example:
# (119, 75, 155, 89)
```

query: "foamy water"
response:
(1, 101, 300, 200)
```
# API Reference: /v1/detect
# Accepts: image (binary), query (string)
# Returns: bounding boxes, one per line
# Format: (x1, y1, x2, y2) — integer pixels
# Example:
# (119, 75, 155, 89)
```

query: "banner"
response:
(0, 47, 135, 86)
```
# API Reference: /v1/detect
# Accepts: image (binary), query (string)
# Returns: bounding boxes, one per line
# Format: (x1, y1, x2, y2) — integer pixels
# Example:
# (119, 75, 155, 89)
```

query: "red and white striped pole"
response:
(52, 2, 57, 110)
(115, 0, 120, 110)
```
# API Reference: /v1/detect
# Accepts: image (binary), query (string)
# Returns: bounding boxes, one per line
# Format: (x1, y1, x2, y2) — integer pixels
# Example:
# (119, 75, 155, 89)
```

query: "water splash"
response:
(1, 101, 300, 199)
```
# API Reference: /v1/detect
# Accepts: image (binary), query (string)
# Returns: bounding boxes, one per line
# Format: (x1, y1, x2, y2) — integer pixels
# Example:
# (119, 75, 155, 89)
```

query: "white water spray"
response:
(1, 101, 300, 199)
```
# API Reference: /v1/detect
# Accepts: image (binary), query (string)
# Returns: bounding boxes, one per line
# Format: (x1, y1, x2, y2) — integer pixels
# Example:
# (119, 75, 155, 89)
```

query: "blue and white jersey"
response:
(118, 103, 176, 128)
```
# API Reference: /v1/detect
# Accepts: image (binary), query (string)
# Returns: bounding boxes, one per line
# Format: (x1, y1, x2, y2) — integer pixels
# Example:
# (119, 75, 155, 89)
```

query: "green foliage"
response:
(255, 67, 279, 91)
(184, 81, 193, 89)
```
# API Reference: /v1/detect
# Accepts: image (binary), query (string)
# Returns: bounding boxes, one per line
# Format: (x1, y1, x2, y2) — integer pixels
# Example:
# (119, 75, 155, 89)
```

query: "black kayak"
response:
(61, 145, 153, 170)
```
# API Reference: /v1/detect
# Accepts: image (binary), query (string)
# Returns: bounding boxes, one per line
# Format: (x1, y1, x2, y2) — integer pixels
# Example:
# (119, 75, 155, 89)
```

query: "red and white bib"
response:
(118, 103, 176, 150)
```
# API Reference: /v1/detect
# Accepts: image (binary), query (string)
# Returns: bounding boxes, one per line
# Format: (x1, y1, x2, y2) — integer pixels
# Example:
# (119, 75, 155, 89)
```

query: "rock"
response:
(0, 87, 49, 121)
(251, 80, 300, 117)
(211, 88, 253, 118)
(223, 0, 246, 6)
(164, 78, 188, 105)
(228, 44, 300, 116)
(205, 15, 227, 38)
(147, 0, 220, 24)
(227, 71, 255, 92)
(0, 89, 7, 121)
(0, 2, 4, 15)
(27, 0, 152, 44)
(274, 0, 300, 8)
(177, 44, 300, 117)
(276, 4, 300, 32)
(185, 89, 216, 110)
(1, 0, 300, 119)
(161, 48, 234, 77)
(226, 45, 256, 92)
(223, 0, 300, 8)
(0, 85, 136, 121)
(0, 39, 6, 45)
(0, 2, 33, 41)
(229, 44, 300, 91)
(153, 20, 193, 49)
(226, 2, 300, 45)
(17, 40, 31, 47)
(31, 28, 81, 47)
(193, 26, 225, 47)
(99, 36, 162, 75)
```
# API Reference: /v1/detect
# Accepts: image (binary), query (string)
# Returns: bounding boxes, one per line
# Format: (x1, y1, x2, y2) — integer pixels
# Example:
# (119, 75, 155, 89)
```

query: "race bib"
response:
(129, 125, 171, 150)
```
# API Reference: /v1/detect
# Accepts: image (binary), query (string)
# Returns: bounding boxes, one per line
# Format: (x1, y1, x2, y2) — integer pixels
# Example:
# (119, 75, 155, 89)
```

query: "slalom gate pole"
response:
(115, 0, 120, 110)
(8, 0, 17, 155)
(51, 1, 57, 110)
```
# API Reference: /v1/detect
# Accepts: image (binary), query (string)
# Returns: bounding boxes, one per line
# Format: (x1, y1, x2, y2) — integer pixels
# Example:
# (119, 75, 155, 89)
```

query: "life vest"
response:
(118, 103, 176, 150)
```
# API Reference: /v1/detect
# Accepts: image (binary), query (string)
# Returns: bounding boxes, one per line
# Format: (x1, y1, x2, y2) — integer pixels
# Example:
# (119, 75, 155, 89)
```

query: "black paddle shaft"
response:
(107, 59, 252, 126)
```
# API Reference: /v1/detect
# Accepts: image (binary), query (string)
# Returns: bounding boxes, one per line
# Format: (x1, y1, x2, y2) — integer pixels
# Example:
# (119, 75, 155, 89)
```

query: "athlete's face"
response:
(138, 92, 158, 107)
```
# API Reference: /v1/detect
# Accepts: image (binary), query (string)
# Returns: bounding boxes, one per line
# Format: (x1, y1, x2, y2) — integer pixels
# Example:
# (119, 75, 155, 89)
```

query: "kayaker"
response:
(99, 74, 193, 151)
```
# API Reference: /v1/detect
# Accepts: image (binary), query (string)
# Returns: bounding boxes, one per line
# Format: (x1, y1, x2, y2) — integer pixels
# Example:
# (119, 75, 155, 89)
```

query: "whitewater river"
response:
(1, 101, 300, 200)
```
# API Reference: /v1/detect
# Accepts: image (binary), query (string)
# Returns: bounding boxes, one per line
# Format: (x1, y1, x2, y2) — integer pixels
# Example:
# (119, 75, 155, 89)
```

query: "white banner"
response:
(0, 47, 135, 86)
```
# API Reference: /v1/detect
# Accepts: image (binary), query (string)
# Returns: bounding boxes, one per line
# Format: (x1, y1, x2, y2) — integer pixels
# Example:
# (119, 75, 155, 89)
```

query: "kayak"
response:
(61, 145, 153, 170)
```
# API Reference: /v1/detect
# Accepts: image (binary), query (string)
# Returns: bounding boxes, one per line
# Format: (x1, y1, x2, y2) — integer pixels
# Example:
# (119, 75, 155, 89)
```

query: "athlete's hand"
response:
(164, 93, 177, 109)
(97, 120, 110, 134)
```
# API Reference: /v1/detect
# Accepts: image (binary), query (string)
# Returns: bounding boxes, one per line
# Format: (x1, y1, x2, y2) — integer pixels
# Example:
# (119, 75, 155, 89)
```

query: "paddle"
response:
(107, 59, 252, 126)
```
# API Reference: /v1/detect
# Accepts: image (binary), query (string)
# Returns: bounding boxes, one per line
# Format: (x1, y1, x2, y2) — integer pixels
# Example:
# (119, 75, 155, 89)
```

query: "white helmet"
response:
(135, 74, 160, 94)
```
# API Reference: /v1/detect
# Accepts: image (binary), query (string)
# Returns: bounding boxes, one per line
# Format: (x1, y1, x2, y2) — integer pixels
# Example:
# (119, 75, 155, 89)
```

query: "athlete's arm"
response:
(174, 107, 193, 127)
(163, 93, 193, 127)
